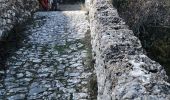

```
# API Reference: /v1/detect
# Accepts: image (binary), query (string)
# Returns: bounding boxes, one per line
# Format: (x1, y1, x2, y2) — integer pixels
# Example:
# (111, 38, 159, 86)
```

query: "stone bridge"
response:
(0, 0, 170, 100)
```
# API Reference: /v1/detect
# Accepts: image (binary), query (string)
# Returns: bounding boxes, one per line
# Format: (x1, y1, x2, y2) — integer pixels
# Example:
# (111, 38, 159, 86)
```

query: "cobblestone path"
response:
(0, 11, 96, 100)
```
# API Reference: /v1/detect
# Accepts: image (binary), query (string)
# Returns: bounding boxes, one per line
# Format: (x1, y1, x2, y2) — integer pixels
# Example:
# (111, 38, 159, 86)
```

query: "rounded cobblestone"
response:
(0, 11, 94, 100)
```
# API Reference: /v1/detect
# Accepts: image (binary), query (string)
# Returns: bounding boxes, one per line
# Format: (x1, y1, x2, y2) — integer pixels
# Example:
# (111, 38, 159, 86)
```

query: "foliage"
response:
(112, 0, 170, 33)
(111, 0, 170, 76)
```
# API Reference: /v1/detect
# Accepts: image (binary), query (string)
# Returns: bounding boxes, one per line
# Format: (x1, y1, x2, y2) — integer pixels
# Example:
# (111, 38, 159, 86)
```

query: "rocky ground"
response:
(58, 4, 82, 11)
(0, 10, 96, 100)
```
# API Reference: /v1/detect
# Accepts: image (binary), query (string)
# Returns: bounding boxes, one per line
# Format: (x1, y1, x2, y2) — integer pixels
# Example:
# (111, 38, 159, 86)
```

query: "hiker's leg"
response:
(40, 0, 47, 10)
(49, 0, 53, 10)
(43, 0, 49, 10)
(39, 0, 44, 10)
(52, 0, 57, 11)
(55, 4, 58, 10)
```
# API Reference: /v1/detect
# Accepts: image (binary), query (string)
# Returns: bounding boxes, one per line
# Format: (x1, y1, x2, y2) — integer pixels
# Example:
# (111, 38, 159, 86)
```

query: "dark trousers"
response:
(52, 0, 58, 10)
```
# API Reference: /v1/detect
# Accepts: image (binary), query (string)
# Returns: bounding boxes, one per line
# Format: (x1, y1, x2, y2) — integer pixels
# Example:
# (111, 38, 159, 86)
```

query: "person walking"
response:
(38, 0, 49, 11)
(51, 0, 59, 11)
(48, 0, 53, 10)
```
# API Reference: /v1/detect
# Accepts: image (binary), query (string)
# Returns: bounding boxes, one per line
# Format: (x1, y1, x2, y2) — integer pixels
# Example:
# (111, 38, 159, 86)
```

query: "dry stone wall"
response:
(0, 0, 39, 38)
(87, 0, 170, 99)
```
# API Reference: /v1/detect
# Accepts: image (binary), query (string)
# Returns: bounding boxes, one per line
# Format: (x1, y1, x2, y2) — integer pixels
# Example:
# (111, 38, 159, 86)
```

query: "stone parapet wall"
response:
(0, 0, 39, 38)
(87, 0, 170, 99)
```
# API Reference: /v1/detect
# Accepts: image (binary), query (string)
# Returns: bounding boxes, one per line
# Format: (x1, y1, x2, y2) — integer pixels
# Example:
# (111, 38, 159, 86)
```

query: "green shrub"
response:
(112, 0, 170, 31)
(111, 0, 170, 76)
